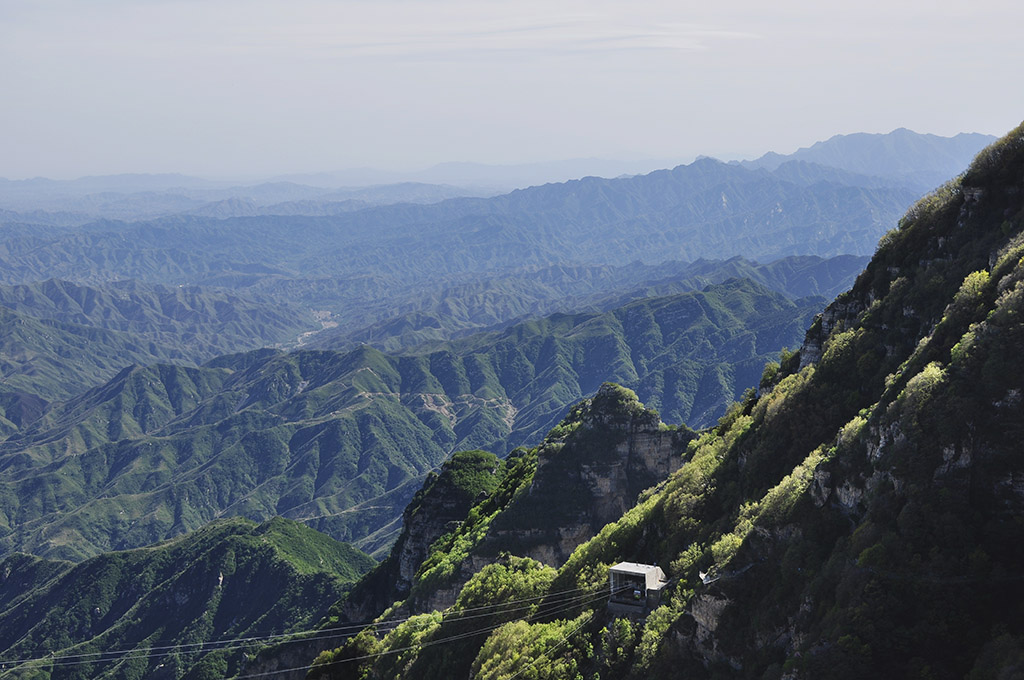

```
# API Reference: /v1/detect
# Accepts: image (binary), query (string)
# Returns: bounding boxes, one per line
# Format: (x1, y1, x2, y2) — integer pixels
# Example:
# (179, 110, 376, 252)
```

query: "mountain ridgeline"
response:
(288, 123, 1024, 679)
(0, 158, 916, 291)
(739, 128, 996, 191)
(0, 279, 310, 403)
(0, 278, 309, 363)
(0, 277, 817, 563)
(1, 156, 905, 373)
(0, 129, 978, 380)
(309, 254, 868, 353)
(0, 254, 866, 406)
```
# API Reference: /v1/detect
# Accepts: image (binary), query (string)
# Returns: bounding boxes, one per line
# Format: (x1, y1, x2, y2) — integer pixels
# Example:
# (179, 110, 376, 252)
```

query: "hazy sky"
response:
(2, 0, 1022, 179)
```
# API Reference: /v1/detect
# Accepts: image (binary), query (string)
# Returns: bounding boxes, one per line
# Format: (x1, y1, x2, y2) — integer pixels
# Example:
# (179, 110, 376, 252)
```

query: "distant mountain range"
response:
(0, 255, 863, 405)
(0, 128, 991, 226)
(0, 126, 1017, 679)
(3, 144, 920, 372)
(0, 279, 311, 403)
(0, 159, 915, 299)
(737, 128, 996, 190)
(0, 279, 307, 359)
(0, 179, 500, 226)
(309, 254, 868, 352)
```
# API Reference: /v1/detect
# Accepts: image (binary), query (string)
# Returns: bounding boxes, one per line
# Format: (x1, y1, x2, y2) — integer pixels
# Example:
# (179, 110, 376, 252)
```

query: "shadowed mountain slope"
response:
(0, 517, 373, 679)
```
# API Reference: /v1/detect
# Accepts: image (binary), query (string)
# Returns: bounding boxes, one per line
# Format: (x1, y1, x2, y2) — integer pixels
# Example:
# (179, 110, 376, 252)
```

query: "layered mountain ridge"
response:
(0, 278, 817, 562)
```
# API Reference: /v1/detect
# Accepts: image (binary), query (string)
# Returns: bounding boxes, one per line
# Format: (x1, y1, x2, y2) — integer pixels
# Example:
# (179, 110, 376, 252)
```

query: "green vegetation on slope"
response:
(323, 449, 511, 623)
(311, 384, 690, 678)
(0, 305, 186, 401)
(312, 255, 867, 353)
(0, 516, 373, 680)
(0, 158, 904, 367)
(0, 277, 818, 563)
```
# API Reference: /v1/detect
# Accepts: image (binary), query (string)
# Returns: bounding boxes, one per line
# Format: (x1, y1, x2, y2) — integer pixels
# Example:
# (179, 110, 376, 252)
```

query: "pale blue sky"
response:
(2, 0, 1022, 178)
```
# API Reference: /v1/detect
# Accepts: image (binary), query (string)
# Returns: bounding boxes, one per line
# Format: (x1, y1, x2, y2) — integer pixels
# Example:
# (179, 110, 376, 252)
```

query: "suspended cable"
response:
(505, 611, 596, 680)
(0, 585, 625, 675)
(233, 588, 618, 680)
(0, 582, 607, 668)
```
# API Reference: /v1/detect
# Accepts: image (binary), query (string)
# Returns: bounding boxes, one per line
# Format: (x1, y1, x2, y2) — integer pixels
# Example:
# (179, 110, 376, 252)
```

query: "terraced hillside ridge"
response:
(0, 278, 818, 562)
(298, 123, 1024, 679)
(0, 517, 374, 680)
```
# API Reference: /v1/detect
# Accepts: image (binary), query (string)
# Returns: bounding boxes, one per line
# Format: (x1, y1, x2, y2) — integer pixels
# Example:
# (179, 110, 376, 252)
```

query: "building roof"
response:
(609, 562, 669, 591)
(610, 562, 661, 576)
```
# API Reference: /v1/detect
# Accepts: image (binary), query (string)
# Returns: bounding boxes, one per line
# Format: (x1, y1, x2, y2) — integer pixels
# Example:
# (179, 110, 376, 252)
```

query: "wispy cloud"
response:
(228, 13, 755, 60)
(2, 0, 754, 62)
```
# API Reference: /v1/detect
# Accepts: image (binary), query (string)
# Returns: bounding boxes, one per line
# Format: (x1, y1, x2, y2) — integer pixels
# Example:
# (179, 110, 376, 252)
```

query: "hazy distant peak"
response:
(738, 128, 997, 190)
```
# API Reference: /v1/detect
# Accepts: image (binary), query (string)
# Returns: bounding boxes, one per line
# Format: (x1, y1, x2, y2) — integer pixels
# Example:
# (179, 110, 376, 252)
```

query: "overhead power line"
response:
(234, 587, 618, 680)
(0, 584, 623, 676)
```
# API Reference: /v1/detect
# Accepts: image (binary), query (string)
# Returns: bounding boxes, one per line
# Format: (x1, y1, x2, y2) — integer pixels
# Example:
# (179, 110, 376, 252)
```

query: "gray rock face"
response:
(799, 295, 866, 369)
(490, 384, 689, 566)
(333, 451, 503, 623)
(395, 494, 473, 596)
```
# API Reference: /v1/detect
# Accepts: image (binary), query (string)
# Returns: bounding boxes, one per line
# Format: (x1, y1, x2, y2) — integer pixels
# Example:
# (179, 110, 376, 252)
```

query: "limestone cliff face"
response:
(486, 383, 691, 566)
(798, 295, 865, 368)
(332, 450, 503, 623)
(393, 469, 492, 595)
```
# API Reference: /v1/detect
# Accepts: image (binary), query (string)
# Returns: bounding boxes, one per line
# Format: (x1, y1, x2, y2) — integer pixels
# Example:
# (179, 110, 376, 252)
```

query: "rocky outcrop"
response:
(394, 463, 496, 595)
(332, 450, 503, 623)
(799, 294, 867, 369)
(487, 384, 691, 566)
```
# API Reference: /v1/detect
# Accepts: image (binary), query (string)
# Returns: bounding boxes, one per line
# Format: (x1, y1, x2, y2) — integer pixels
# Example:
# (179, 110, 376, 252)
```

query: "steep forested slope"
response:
(0, 517, 373, 679)
(303, 123, 1024, 680)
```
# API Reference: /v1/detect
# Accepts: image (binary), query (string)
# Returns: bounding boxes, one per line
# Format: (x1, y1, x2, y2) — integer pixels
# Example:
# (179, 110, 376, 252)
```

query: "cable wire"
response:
(0, 585, 624, 676)
(505, 611, 596, 680)
(233, 588, 619, 680)
(0, 582, 608, 668)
